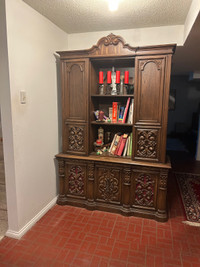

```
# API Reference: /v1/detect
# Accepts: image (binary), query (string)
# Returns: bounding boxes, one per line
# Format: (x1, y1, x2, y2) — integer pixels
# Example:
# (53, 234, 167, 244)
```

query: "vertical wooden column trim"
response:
(57, 159, 67, 205)
(87, 162, 95, 206)
(160, 54, 172, 163)
(122, 167, 131, 210)
(156, 169, 168, 220)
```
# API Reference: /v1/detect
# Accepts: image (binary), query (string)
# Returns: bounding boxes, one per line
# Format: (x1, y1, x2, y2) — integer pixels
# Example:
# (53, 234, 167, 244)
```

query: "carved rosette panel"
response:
(68, 126, 84, 151)
(68, 165, 85, 196)
(123, 168, 131, 186)
(136, 130, 158, 158)
(88, 163, 95, 181)
(98, 169, 119, 202)
(159, 171, 168, 190)
(134, 173, 155, 207)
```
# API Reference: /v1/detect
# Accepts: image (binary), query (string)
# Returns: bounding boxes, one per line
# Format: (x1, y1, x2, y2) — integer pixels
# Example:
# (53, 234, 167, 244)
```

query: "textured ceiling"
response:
(23, 0, 192, 34)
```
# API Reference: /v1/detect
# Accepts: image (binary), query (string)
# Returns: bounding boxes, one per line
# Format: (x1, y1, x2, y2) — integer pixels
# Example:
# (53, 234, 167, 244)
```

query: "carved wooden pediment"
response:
(57, 33, 137, 58)
(87, 33, 136, 56)
(57, 33, 175, 59)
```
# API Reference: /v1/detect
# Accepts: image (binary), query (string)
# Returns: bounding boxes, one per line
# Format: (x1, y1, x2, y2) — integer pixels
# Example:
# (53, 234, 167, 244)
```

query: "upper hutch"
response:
(56, 34, 175, 222)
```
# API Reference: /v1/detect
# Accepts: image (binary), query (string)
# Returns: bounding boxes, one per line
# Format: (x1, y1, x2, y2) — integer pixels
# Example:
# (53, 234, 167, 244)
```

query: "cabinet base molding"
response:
(56, 154, 170, 222)
(56, 197, 168, 222)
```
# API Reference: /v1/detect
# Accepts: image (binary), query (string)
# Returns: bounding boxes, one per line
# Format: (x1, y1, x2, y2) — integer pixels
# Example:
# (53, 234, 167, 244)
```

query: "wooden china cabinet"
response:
(55, 34, 175, 222)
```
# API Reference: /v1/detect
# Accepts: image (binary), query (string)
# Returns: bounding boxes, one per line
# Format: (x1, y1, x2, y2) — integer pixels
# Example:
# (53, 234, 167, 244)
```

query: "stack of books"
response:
(109, 133, 133, 157)
(110, 98, 134, 123)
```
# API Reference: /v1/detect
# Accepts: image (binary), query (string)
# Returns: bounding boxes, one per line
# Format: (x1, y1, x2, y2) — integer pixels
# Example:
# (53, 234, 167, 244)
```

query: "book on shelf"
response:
(114, 135, 123, 155)
(122, 136, 129, 157)
(110, 134, 121, 155)
(129, 132, 133, 156)
(118, 106, 125, 122)
(112, 102, 118, 123)
(108, 132, 132, 157)
(126, 136, 131, 156)
(108, 107, 112, 122)
(127, 99, 134, 124)
(122, 97, 131, 123)
(109, 133, 117, 152)
(117, 133, 128, 156)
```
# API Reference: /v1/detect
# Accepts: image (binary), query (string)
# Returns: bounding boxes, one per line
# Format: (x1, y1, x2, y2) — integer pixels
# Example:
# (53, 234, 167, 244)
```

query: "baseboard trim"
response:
(6, 196, 57, 239)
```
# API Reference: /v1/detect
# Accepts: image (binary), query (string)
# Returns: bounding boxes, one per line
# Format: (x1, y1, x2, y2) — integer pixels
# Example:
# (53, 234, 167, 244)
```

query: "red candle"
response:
(96, 139, 102, 145)
(116, 71, 120, 84)
(124, 71, 129, 84)
(99, 71, 104, 84)
(107, 71, 111, 84)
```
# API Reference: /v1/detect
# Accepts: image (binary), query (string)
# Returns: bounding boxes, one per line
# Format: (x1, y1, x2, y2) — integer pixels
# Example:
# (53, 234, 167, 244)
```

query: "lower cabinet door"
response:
(131, 168, 159, 210)
(95, 164, 122, 204)
(65, 161, 87, 199)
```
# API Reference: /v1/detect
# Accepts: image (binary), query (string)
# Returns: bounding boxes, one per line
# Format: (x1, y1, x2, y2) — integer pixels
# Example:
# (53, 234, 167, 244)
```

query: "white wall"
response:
(68, 25, 184, 50)
(2, 0, 68, 236)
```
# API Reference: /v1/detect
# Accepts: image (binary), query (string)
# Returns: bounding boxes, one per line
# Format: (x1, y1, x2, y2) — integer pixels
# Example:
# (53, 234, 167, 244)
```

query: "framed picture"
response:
(169, 89, 176, 110)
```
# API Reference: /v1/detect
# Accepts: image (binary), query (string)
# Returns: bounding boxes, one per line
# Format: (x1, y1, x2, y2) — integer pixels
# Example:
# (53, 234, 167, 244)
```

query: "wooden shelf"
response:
(91, 121, 133, 126)
(91, 94, 133, 98)
(56, 153, 172, 169)
(90, 151, 131, 159)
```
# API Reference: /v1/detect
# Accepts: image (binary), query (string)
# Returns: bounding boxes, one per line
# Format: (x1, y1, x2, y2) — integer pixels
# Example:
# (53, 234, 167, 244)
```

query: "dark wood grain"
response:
(56, 33, 175, 222)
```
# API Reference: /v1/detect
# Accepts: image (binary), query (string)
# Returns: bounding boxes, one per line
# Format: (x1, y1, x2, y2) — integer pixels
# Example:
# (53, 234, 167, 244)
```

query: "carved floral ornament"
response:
(159, 171, 168, 190)
(137, 130, 158, 158)
(68, 126, 84, 151)
(88, 163, 95, 181)
(98, 169, 119, 202)
(135, 173, 155, 207)
(68, 165, 85, 196)
(99, 33, 124, 46)
(124, 168, 131, 185)
(88, 33, 136, 54)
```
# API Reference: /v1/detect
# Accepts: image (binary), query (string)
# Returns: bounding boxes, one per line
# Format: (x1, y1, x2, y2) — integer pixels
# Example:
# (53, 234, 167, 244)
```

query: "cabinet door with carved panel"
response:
(134, 127, 160, 162)
(133, 55, 172, 163)
(62, 59, 89, 155)
(95, 164, 122, 205)
(65, 160, 87, 199)
(64, 123, 88, 155)
(131, 169, 159, 210)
